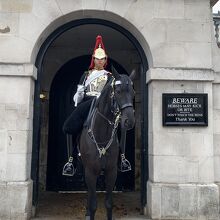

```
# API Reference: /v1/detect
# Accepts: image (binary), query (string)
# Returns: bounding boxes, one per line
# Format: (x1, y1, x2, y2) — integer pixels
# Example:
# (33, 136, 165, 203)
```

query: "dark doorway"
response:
(46, 55, 135, 192)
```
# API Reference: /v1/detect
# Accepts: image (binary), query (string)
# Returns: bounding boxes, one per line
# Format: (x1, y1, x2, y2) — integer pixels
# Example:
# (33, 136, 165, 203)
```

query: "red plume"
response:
(89, 35, 107, 70)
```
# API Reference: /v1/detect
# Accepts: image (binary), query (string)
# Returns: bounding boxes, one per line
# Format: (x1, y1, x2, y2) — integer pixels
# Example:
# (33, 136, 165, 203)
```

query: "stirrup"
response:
(119, 154, 131, 172)
(62, 157, 76, 176)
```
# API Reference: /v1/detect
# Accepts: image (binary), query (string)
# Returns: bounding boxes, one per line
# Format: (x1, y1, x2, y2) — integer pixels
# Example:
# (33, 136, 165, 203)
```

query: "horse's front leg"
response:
(105, 167, 118, 220)
(85, 168, 97, 220)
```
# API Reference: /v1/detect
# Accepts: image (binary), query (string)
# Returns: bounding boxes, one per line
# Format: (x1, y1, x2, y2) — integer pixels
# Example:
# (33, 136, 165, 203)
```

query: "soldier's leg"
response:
(62, 99, 94, 176)
(62, 134, 76, 176)
(62, 106, 83, 176)
(63, 109, 83, 135)
(63, 98, 94, 134)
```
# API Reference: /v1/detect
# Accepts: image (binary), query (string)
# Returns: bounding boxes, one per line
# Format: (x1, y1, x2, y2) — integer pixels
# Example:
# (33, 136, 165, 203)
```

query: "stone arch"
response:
(31, 10, 153, 68)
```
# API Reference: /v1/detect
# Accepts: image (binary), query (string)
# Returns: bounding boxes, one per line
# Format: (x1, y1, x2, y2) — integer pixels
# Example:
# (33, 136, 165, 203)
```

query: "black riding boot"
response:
(62, 134, 76, 176)
(118, 128, 131, 172)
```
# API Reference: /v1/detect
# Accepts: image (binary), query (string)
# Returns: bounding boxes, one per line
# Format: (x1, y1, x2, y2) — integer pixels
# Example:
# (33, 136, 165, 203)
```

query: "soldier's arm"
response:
(73, 71, 88, 106)
(79, 71, 88, 85)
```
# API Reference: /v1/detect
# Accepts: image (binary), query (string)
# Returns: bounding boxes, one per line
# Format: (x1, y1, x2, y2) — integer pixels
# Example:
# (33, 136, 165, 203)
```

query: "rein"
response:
(87, 77, 121, 157)
(88, 111, 121, 158)
(96, 110, 115, 126)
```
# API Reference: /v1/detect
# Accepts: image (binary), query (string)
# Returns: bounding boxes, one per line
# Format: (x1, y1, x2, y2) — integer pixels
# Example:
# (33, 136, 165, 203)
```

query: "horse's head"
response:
(112, 67, 136, 130)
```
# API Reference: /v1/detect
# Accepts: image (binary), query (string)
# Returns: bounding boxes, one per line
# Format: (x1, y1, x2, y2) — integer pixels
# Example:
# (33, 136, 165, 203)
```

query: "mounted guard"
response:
(62, 35, 132, 176)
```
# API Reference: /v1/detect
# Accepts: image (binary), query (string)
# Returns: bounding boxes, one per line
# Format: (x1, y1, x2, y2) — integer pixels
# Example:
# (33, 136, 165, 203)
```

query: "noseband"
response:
(120, 103, 133, 110)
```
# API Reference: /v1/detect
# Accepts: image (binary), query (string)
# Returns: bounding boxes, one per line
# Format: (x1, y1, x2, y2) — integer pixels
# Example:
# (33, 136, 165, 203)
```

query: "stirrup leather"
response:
(119, 154, 131, 172)
(62, 156, 76, 176)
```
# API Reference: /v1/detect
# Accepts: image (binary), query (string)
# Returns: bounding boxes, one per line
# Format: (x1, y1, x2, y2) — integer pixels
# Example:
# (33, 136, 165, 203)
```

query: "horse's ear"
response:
(129, 69, 136, 81)
(111, 65, 120, 80)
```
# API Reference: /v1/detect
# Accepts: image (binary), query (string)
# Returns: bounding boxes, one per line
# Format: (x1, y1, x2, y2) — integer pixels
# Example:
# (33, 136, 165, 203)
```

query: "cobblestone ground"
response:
(32, 191, 149, 220)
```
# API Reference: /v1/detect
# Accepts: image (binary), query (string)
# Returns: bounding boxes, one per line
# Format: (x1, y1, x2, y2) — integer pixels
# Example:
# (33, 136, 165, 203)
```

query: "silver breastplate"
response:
(85, 70, 108, 96)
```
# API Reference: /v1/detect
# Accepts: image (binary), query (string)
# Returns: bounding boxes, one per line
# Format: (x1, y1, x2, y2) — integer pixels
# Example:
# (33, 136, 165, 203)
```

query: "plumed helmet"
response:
(89, 35, 107, 69)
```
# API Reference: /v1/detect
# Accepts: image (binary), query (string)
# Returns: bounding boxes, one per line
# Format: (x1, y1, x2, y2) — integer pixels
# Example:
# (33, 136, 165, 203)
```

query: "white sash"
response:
(85, 70, 108, 87)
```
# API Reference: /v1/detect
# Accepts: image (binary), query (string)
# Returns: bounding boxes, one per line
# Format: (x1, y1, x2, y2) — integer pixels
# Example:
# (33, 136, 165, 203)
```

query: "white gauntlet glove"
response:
(73, 85, 85, 107)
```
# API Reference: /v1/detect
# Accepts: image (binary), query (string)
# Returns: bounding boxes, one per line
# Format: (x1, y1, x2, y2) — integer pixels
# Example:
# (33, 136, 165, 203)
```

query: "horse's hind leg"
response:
(85, 169, 97, 220)
(105, 168, 117, 220)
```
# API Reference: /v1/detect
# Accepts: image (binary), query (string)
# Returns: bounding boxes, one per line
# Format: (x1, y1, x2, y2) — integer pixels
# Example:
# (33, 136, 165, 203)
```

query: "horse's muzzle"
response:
(121, 107, 135, 130)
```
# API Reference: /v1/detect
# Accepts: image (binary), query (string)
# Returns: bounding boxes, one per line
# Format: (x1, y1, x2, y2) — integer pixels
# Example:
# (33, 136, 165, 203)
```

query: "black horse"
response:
(79, 69, 136, 220)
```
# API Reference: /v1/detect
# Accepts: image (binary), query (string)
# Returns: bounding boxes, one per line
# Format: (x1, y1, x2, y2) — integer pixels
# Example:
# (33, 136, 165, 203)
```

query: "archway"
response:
(32, 18, 149, 216)
(46, 55, 135, 192)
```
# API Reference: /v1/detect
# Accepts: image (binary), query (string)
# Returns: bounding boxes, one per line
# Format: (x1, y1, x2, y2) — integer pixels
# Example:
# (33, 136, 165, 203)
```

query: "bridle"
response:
(110, 78, 134, 113)
(87, 76, 134, 158)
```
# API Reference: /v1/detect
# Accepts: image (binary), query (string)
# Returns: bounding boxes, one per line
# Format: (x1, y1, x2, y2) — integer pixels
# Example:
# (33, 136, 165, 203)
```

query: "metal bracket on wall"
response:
(214, 17, 220, 48)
